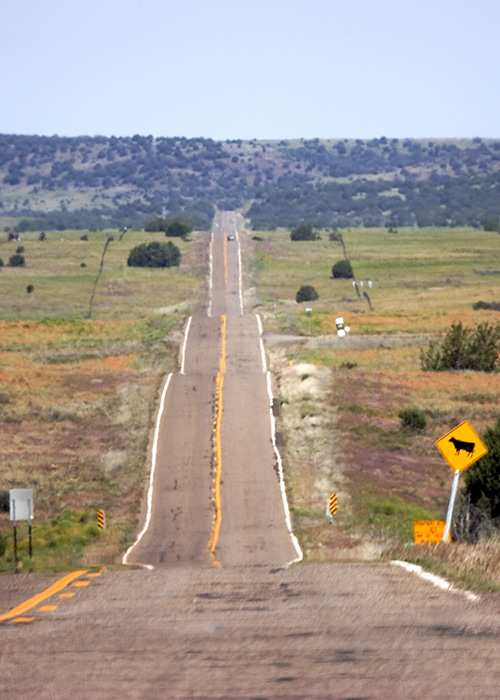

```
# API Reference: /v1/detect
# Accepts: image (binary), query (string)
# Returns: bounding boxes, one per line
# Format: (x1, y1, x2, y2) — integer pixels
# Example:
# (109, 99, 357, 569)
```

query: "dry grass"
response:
(259, 227, 500, 588)
(0, 229, 208, 571)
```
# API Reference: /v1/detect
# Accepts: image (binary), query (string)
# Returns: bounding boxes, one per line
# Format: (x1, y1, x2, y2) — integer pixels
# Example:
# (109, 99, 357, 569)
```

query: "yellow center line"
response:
(207, 314, 226, 567)
(0, 570, 87, 623)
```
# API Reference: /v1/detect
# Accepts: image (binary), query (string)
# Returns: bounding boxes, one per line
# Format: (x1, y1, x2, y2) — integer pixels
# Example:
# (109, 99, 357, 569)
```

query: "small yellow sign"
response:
(435, 420, 487, 472)
(329, 493, 338, 516)
(414, 520, 450, 544)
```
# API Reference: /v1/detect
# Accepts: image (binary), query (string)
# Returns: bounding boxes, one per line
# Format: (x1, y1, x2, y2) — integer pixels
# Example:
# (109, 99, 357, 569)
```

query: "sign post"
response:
(326, 493, 338, 523)
(9, 489, 34, 570)
(435, 421, 487, 543)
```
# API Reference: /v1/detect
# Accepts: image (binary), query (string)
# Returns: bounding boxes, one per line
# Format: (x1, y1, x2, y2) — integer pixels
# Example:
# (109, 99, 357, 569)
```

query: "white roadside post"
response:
(305, 308, 312, 335)
(443, 470, 460, 543)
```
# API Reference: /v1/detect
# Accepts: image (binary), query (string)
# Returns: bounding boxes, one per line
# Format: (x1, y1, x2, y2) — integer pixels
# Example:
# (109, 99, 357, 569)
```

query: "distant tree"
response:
(483, 218, 500, 232)
(296, 285, 319, 303)
(165, 218, 191, 239)
(332, 259, 353, 279)
(144, 217, 191, 239)
(9, 253, 25, 267)
(127, 241, 181, 268)
(290, 223, 319, 241)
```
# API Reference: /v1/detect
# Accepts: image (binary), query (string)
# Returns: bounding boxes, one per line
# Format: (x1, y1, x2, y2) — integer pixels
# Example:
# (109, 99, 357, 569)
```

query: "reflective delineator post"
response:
(443, 469, 460, 543)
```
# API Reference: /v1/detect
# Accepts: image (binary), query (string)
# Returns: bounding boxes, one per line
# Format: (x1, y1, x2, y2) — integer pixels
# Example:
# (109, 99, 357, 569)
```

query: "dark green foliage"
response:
(398, 406, 427, 431)
(0, 258, 4, 267)
(462, 418, 500, 524)
(290, 223, 319, 241)
(483, 218, 500, 232)
(4, 133, 500, 230)
(332, 259, 353, 279)
(26, 284, 34, 294)
(0, 490, 9, 513)
(144, 217, 191, 239)
(420, 322, 500, 372)
(296, 285, 319, 303)
(80, 234, 89, 241)
(473, 300, 500, 311)
(9, 253, 25, 267)
(127, 241, 181, 268)
(16, 245, 24, 254)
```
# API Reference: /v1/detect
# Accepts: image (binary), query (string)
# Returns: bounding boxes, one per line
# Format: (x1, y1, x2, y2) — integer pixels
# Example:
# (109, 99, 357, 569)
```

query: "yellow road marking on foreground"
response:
(207, 314, 226, 567)
(0, 570, 87, 623)
(10, 617, 35, 624)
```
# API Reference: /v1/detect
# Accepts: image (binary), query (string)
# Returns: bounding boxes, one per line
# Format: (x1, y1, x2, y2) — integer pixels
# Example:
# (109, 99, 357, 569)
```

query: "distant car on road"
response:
(227, 235, 235, 241)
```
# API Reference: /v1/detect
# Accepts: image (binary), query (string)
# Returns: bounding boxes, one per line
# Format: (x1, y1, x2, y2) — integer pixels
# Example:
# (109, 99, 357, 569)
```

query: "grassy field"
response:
(249, 225, 500, 589)
(250, 226, 500, 328)
(0, 228, 207, 572)
(1, 223, 500, 590)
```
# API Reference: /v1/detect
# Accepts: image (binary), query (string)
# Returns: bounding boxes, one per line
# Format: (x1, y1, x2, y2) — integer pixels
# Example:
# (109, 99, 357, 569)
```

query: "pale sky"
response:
(1, 0, 498, 141)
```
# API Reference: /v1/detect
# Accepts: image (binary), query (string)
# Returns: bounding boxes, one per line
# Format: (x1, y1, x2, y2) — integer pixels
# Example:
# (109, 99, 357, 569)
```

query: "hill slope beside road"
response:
(2, 212, 500, 699)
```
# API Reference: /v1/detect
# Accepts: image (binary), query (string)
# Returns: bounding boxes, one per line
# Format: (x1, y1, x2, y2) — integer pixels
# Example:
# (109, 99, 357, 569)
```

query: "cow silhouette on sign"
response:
(449, 437, 475, 458)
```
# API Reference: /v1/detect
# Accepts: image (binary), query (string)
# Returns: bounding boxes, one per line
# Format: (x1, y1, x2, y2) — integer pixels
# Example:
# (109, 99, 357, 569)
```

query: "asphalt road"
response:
(1, 211, 500, 699)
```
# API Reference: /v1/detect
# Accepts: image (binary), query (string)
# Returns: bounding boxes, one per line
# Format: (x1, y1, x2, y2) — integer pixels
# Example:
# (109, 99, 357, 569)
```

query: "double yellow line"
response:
(207, 314, 226, 567)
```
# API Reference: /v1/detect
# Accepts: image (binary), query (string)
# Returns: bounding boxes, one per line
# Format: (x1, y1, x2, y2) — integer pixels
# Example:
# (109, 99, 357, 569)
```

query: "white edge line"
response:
(122, 372, 173, 569)
(236, 229, 243, 315)
(258, 315, 303, 565)
(180, 316, 192, 375)
(391, 560, 480, 602)
(256, 314, 267, 373)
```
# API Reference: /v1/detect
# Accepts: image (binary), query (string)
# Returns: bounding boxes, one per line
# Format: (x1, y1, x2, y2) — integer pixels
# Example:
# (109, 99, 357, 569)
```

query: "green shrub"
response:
(463, 418, 500, 523)
(0, 257, 4, 267)
(290, 223, 319, 241)
(332, 259, 353, 279)
(398, 406, 427, 431)
(421, 322, 500, 372)
(296, 285, 319, 303)
(16, 246, 25, 254)
(127, 241, 181, 268)
(9, 253, 25, 267)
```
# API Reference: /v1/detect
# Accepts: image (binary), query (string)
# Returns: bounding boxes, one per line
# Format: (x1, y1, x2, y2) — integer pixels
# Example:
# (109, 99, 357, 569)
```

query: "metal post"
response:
(443, 469, 460, 542)
(28, 498, 33, 559)
(12, 499, 18, 572)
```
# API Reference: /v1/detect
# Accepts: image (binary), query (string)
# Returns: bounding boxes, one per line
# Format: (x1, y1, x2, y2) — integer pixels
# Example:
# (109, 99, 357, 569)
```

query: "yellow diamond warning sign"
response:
(435, 420, 488, 472)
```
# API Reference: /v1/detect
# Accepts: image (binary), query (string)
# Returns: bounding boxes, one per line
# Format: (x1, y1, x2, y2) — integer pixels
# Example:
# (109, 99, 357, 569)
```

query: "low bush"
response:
(420, 322, 500, 372)
(332, 259, 353, 279)
(398, 406, 427, 431)
(290, 223, 319, 241)
(9, 253, 25, 267)
(127, 241, 181, 268)
(296, 285, 319, 303)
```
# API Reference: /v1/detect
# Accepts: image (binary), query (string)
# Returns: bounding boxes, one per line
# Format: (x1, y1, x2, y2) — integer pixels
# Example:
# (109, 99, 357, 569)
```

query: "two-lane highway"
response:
(2, 212, 500, 699)
(125, 210, 298, 568)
